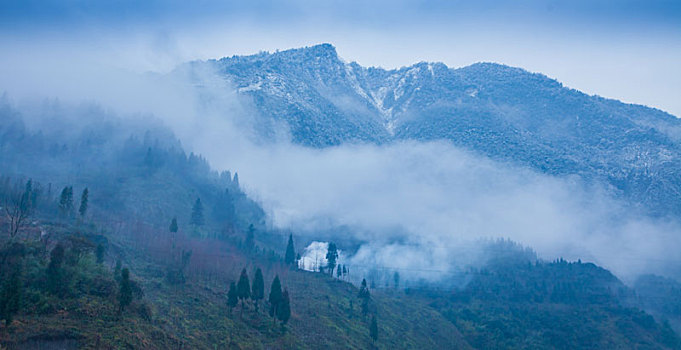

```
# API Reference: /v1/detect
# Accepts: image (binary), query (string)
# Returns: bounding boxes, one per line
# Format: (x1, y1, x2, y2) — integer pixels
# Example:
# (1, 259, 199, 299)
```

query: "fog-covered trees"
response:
(3, 179, 35, 238)
(252, 268, 264, 312)
(190, 197, 204, 227)
(78, 187, 88, 218)
(213, 189, 235, 225)
(358, 278, 371, 316)
(169, 217, 178, 233)
(59, 186, 74, 217)
(285, 234, 296, 266)
(326, 242, 338, 276)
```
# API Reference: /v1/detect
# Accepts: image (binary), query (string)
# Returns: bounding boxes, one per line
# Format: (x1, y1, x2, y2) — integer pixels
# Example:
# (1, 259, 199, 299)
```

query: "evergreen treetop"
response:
(169, 217, 178, 233)
(190, 197, 204, 226)
(78, 188, 88, 217)
(237, 268, 251, 301)
(268, 275, 283, 319)
(326, 242, 338, 275)
(285, 234, 296, 266)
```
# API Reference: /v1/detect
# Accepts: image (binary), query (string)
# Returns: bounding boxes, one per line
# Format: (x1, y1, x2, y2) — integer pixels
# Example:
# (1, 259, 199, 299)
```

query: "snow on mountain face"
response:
(185, 44, 681, 217)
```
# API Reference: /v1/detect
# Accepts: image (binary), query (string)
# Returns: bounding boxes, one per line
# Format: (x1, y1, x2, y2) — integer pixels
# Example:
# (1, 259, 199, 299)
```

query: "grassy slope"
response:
(0, 219, 471, 350)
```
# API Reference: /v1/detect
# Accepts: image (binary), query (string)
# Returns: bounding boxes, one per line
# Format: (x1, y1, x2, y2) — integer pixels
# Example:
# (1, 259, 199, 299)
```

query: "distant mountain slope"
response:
(187, 44, 681, 216)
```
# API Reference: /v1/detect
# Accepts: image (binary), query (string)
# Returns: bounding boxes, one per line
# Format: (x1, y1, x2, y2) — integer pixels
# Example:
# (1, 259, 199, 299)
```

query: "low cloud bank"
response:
(2, 55, 680, 285)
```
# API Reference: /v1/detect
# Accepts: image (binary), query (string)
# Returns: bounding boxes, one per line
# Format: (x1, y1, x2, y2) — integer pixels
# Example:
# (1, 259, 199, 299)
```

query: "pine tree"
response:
(0, 265, 21, 326)
(233, 172, 239, 188)
(47, 244, 65, 296)
(78, 188, 88, 218)
(118, 268, 133, 312)
(278, 288, 291, 326)
(370, 315, 378, 343)
(268, 275, 282, 320)
(285, 234, 296, 266)
(227, 282, 238, 315)
(337, 265, 342, 278)
(190, 198, 204, 226)
(58, 186, 73, 217)
(169, 217, 178, 233)
(393, 271, 400, 288)
(237, 268, 250, 316)
(252, 268, 264, 313)
(358, 278, 371, 316)
(326, 242, 338, 276)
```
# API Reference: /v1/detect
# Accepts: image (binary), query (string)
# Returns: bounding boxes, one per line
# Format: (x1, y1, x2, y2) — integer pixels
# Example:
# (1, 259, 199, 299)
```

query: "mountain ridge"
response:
(182, 43, 681, 216)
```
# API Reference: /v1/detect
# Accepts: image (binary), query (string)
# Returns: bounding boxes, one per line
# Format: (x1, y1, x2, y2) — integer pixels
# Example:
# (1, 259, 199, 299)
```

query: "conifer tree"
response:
(337, 265, 342, 278)
(233, 172, 239, 188)
(358, 278, 371, 316)
(169, 217, 179, 249)
(0, 266, 21, 326)
(47, 244, 65, 295)
(252, 268, 265, 312)
(118, 268, 133, 312)
(58, 186, 73, 217)
(78, 188, 88, 217)
(190, 197, 204, 226)
(268, 275, 282, 320)
(326, 242, 338, 276)
(370, 315, 378, 343)
(169, 217, 178, 233)
(285, 234, 296, 266)
(278, 289, 291, 326)
(393, 271, 400, 288)
(237, 268, 250, 316)
(227, 282, 238, 315)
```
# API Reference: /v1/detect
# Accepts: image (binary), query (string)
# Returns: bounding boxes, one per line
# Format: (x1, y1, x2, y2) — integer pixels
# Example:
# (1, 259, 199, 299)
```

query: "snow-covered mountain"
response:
(185, 43, 681, 216)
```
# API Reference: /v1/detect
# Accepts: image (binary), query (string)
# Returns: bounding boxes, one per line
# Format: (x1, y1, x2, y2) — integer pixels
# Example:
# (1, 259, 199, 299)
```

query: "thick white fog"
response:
(2, 50, 681, 284)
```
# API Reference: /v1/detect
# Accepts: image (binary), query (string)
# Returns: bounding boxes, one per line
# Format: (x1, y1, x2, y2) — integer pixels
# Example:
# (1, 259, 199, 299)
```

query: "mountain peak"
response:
(271, 43, 339, 61)
(306, 43, 337, 55)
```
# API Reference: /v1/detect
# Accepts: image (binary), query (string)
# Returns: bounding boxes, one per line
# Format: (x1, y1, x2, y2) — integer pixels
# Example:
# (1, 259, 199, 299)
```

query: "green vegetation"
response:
(0, 102, 679, 349)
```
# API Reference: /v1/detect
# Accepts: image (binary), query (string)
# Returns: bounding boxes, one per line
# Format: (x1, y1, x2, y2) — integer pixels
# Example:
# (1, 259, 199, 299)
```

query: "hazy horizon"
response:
(1, 0, 680, 116)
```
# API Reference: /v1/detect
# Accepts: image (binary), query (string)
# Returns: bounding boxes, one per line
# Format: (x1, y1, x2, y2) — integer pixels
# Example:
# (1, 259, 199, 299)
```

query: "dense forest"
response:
(1, 99, 680, 349)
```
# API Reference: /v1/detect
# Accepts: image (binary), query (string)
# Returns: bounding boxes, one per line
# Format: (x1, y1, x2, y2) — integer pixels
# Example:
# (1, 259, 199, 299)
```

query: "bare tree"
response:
(2, 180, 33, 239)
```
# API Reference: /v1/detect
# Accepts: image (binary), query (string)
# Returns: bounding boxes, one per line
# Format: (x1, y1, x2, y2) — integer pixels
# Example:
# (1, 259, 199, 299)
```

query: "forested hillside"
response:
(1, 100, 679, 349)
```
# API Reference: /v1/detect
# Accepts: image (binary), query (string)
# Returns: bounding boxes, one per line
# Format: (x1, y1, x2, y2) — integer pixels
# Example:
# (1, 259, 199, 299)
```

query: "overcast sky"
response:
(1, 0, 680, 116)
